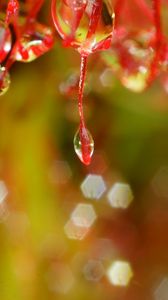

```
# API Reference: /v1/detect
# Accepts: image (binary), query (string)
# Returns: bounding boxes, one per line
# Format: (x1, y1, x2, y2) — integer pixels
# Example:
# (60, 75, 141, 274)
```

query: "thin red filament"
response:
(87, 0, 102, 39)
(51, 0, 67, 40)
(148, 0, 162, 84)
(78, 55, 88, 127)
(114, 0, 125, 28)
(78, 0, 103, 165)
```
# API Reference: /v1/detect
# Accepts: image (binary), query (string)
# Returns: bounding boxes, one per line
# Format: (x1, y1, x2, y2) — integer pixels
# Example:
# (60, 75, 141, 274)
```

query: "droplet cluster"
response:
(1, 0, 168, 165)
(52, 0, 115, 164)
(0, 0, 54, 96)
(51, 0, 168, 165)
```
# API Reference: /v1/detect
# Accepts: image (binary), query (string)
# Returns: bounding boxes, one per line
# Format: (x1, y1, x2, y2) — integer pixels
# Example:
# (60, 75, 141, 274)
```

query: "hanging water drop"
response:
(15, 23, 54, 62)
(52, 0, 115, 165)
(52, 0, 115, 55)
(102, 30, 154, 92)
(0, 66, 10, 96)
(74, 126, 94, 165)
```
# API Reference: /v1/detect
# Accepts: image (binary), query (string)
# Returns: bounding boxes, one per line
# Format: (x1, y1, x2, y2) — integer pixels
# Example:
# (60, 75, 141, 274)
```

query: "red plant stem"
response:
(6, 0, 44, 72)
(63, 9, 86, 47)
(51, 0, 67, 40)
(4, 0, 20, 72)
(26, 0, 44, 22)
(148, 0, 162, 85)
(23, 0, 44, 34)
(134, 0, 153, 22)
(5, 21, 20, 72)
(114, 0, 125, 27)
(78, 55, 88, 129)
(51, 0, 86, 46)
(70, 9, 85, 39)
(153, 0, 162, 45)
(87, 0, 102, 39)
(5, 0, 19, 25)
(115, 0, 153, 28)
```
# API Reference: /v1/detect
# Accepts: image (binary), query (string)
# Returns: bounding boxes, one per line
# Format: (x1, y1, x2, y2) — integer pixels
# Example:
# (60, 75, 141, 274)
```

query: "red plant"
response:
(51, 0, 167, 164)
(52, 0, 115, 165)
(0, 0, 54, 95)
(0, 0, 167, 165)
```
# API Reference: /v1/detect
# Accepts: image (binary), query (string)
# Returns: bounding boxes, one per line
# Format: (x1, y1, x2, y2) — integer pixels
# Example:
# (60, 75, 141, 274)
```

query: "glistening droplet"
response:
(0, 66, 10, 96)
(0, 21, 12, 63)
(52, 0, 115, 55)
(74, 126, 94, 165)
(15, 23, 54, 62)
(121, 67, 148, 92)
(102, 30, 154, 92)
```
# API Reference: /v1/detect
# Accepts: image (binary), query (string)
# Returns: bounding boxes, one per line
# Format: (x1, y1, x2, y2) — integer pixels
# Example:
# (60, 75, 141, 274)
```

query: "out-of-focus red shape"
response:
(15, 23, 54, 63)
(6, 0, 19, 24)
(0, 22, 12, 63)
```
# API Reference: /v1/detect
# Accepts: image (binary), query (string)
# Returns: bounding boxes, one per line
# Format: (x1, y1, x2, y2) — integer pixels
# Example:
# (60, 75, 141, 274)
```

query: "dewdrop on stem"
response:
(74, 124, 94, 165)
(51, 0, 115, 164)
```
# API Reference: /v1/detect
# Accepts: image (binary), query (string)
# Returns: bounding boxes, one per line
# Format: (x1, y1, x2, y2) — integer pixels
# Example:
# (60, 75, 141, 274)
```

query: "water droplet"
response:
(15, 23, 54, 62)
(102, 30, 154, 92)
(74, 126, 94, 165)
(0, 66, 10, 96)
(52, 0, 115, 54)
(121, 67, 148, 92)
(0, 21, 12, 63)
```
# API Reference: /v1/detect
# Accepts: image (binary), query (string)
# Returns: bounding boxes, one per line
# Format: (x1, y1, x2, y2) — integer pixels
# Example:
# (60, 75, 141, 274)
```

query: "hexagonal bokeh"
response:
(107, 261, 133, 287)
(107, 183, 133, 209)
(0, 180, 9, 222)
(64, 203, 97, 240)
(71, 203, 97, 228)
(83, 259, 104, 282)
(64, 219, 89, 240)
(100, 68, 115, 87)
(154, 277, 168, 300)
(80, 174, 107, 200)
(0, 180, 8, 204)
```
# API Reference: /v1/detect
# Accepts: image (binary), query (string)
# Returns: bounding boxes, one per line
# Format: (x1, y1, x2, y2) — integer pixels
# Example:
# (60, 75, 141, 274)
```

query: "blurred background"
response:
(1, 1, 168, 300)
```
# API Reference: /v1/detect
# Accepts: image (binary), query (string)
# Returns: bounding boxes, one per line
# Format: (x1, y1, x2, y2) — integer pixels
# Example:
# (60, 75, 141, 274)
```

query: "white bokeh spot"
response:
(107, 260, 133, 287)
(81, 174, 106, 199)
(107, 183, 133, 209)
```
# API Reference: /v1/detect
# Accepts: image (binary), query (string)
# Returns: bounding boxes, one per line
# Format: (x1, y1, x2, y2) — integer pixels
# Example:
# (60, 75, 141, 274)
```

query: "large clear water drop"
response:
(52, 0, 115, 55)
(102, 30, 154, 92)
(15, 23, 54, 62)
(74, 126, 94, 165)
